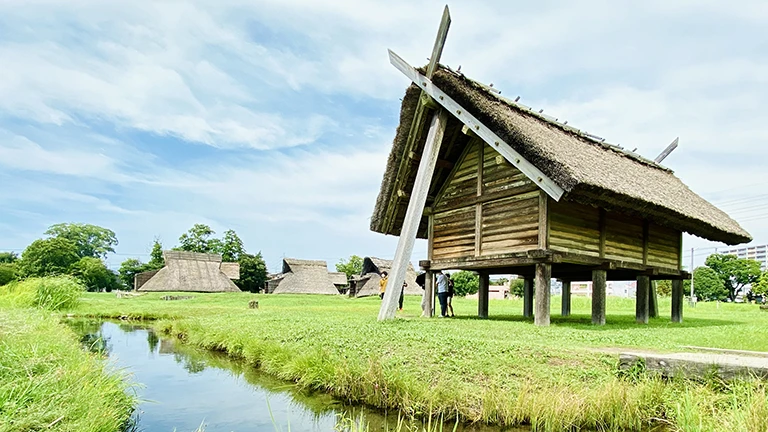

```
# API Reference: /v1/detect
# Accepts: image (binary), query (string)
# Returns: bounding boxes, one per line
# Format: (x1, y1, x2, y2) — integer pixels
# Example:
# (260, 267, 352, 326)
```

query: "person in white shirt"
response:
(436, 271, 450, 317)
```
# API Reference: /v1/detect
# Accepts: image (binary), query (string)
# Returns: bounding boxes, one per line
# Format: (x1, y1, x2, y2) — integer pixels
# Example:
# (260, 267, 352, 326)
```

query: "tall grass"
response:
(0, 275, 85, 310)
(0, 309, 135, 432)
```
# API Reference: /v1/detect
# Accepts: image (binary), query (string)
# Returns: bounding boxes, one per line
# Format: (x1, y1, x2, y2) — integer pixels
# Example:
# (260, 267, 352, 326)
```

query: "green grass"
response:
(0, 275, 85, 311)
(0, 308, 135, 432)
(65, 292, 768, 431)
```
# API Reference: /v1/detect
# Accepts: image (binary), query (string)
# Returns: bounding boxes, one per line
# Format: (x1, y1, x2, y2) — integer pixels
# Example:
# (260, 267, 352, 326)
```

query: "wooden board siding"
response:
(432, 206, 476, 260)
(604, 213, 644, 264)
(481, 193, 539, 255)
(647, 224, 682, 269)
(434, 145, 479, 213)
(549, 200, 601, 257)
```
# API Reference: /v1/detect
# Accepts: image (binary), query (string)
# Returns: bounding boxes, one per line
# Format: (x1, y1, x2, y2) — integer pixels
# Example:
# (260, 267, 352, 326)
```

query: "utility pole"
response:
(690, 247, 695, 307)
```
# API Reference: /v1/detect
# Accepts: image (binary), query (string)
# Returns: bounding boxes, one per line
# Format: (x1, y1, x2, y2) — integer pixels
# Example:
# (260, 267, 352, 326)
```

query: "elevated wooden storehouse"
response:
(355, 257, 421, 298)
(137, 251, 241, 293)
(372, 56, 751, 325)
(268, 259, 340, 295)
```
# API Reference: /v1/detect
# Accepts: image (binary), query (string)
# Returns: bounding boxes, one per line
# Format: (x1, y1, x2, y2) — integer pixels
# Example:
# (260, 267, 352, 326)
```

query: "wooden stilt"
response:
(424, 271, 435, 317)
(671, 279, 683, 323)
(535, 263, 551, 326)
(523, 277, 533, 318)
(561, 280, 571, 316)
(478, 272, 489, 319)
(592, 270, 607, 325)
(636, 275, 650, 324)
(649, 281, 659, 318)
(379, 111, 448, 320)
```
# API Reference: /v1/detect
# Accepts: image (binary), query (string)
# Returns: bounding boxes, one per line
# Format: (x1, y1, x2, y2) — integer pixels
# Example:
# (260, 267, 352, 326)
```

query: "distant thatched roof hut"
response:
(268, 259, 340, 295)
(355, 257, 421, 298)
(137, 251, 241, 293)
(328, 272, 349, 289)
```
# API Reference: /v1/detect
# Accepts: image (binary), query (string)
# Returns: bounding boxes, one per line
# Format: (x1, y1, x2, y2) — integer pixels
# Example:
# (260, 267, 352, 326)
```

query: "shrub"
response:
(0, 263, 17, 286)
(0, 276, 86, 310)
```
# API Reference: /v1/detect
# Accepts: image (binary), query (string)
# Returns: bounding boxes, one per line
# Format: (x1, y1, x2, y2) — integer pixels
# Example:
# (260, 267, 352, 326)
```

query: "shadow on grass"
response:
(447, 313, 739, 329)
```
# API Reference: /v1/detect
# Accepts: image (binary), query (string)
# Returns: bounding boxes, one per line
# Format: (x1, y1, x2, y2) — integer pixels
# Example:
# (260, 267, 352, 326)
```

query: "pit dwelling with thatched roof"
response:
(372, 60, 751, 326)
(136, 251, 241, 293)
(355, 257, 421, 298)
(268, 258, 341, 295)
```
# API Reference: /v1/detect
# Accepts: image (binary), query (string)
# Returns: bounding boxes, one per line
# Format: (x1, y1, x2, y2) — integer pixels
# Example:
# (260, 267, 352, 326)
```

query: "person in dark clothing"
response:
(446, 276, 455, 317)
(436, 270, 450, 317)
(398, 281, 406, 311)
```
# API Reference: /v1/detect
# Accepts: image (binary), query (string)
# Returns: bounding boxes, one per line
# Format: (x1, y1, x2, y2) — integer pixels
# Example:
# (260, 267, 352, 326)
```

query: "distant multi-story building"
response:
(717, 244, 768, 270)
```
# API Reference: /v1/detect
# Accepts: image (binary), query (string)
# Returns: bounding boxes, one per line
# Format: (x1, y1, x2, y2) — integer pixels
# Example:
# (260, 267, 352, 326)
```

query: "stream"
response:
(67, 320, 523, 432)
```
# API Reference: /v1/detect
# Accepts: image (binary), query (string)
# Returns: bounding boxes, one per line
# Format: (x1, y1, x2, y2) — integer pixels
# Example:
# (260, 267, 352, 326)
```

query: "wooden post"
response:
(561, 280, 571, 316)
(478, 272, 489, 319)
(379, 111, 448, 320)
(671, 279, 683, 323)
(592, 270, 607, 325)
(424, 271, 435, 317)
(535, 263, 551, 326)
(649, 281, 659, 318)
(635, 275, 650, 324)
(523, 277, 533, 318)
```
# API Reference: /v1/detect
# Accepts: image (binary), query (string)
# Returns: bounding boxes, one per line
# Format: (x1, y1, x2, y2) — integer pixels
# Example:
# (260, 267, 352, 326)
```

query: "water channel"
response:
(67, 320, 525, 432)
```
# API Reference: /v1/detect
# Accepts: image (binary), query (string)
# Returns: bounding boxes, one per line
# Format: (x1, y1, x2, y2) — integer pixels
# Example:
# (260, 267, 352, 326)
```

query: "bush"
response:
(0, 263, 17, 286)
(0, 276, 86, 310)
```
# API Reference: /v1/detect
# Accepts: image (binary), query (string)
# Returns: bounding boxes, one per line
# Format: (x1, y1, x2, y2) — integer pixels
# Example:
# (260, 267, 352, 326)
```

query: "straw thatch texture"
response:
(134, 269, 160, 290)
(328, 272, 349, 287)
(371, 67, 751, 245)
(269, 258, 340, 295)
(355, 257, 421, 297)
(219, 262, 240, 280)
(138, 251, 241, 293)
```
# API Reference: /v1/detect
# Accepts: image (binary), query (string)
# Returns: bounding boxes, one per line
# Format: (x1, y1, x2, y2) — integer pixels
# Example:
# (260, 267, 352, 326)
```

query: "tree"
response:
(219, 230, 245, 262)
(148, 239, 165, 270)
(178, 224, 217, 253)
(118, 258, 151, 290)
(510, 278, 524, 297)
(336, 255, 363, 279)
(0, 263, 17, 286)
(71, 257, 119, 292)
(18, 238, 80, 277)
(752, 271, 768, 296)
(451, 270, 479, 296)
(655, 280, 673, 297)
(693, 266, 728, 301)
(0, 252, 18, 263)
(45, 223, 118, 259)
(705, 254, 762, 300)
(237, 252, 268, 292)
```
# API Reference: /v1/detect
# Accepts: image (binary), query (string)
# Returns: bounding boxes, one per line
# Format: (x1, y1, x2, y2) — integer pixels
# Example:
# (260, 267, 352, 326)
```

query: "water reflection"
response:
(67, 320, 524, 432)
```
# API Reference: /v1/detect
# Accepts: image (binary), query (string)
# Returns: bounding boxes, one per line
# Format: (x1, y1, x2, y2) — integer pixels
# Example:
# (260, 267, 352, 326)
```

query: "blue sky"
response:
(1, 0, 766, 273)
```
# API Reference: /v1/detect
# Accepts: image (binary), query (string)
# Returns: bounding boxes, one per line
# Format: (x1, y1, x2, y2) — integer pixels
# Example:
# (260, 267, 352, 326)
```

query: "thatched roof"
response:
(371, 67, 751, 245)
(355, 257, 421, 297)
(328, 272, 349, 287)
(137, 251, 241, 293)
(269, 258, 340, 295)
(219, 262, 240, 280)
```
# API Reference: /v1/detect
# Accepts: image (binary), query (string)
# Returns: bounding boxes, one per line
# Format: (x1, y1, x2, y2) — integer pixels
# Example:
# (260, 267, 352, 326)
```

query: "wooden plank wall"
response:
(549, 200, 601, 257)
(647, 224, 682, 268)
(431, 142, 539, 261)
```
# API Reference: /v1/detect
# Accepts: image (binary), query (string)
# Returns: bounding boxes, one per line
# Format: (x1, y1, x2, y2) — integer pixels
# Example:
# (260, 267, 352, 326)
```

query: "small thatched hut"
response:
(268, 259, 340, 295)
(137, 251, 241, 293)
(329, 272, 349, 293)
(355, 257, 421, 298)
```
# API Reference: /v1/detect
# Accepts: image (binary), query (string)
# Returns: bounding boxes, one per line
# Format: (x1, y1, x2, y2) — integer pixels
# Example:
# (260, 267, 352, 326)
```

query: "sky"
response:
(0, 0, 766, 273)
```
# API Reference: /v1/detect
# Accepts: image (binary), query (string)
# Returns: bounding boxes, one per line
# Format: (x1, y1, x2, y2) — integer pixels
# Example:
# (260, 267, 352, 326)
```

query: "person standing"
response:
(379, 271, 388, 300)
(446, 275, 455, 317)
(436, 270, 450, 318)
(399, 281, 406, 311)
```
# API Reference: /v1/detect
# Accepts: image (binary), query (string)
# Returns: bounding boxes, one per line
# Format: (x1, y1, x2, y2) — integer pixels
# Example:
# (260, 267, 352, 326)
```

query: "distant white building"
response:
(568, 281, 637, 298)
(716, 244, 768, 270)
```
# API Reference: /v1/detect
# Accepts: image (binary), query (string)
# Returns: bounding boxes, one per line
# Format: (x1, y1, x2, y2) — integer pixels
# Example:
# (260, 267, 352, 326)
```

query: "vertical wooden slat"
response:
(475, 141, 483, 257)
(592, 269, 607, 325)
(561, 280, 571, 316)
(523, 277, 534, 318)
(636, 275, 650, 324)
(535, 263, 551, 326)
(642, 220, 650, 266)
(538, 191, 549, 249)
(478, 271, 489, 319)
(671, 279, 683, 323)
(380, 111, 448, 321)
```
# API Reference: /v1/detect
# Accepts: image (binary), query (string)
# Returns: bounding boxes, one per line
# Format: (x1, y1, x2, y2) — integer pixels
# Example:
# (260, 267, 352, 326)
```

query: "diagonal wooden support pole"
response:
(379, 110, 448, 320)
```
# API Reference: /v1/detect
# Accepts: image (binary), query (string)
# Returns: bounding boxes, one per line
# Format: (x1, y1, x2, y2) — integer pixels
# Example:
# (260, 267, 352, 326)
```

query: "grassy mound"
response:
(0, 275, 85, 311)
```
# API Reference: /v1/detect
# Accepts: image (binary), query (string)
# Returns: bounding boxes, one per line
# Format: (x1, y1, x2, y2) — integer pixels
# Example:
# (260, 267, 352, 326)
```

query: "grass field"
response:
(66, 292, 768, 431)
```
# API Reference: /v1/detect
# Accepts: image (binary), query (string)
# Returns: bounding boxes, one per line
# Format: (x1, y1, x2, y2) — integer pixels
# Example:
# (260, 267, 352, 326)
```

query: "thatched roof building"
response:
(371, 67, 750, 246)
(329, 272, 349, 289)
(372, 59, 750, 325)
(355, 257, 421, 298)
(268, 259, 340, 295)
(137, 251, 241, 293)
